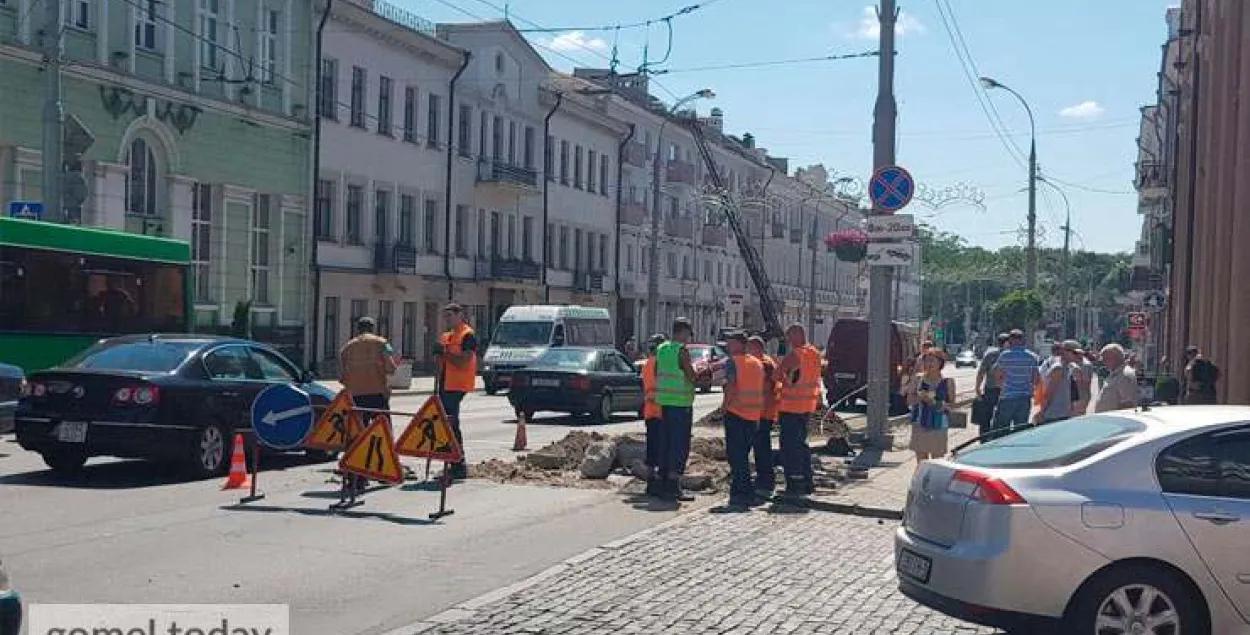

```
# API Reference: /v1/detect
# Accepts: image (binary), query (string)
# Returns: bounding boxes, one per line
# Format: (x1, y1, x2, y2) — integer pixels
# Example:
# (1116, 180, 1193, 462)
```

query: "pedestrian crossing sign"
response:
(305, 390, 363, 451)
(395, 395, 463, 462)
(339, 415, 404, 484)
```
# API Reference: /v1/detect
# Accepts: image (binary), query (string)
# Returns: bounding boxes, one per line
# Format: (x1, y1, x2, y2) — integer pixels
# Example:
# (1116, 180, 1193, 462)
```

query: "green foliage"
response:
(231, 300, 253, 339)
(991, 289, 1045, 331)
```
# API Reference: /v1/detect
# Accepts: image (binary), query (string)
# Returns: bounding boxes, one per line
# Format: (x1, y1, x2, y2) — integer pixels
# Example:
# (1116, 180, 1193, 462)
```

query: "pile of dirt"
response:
(696, 405, 850, 439)
(470, 458, 615, 490)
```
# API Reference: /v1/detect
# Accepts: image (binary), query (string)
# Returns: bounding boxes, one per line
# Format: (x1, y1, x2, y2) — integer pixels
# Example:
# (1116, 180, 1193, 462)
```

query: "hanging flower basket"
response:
(825, 228, 868, 262)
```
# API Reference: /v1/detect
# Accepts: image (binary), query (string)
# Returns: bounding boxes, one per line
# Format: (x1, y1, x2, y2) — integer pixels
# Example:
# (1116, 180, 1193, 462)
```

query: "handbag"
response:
(946, 409, 969, 429)
(971, 396, 993, 426)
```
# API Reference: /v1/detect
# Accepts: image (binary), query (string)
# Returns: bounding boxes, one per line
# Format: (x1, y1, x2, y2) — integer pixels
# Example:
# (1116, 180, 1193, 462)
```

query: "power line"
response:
(752, 119, 1137, 140)
(941, 0, 1026, 161)
(1039, 173, 1135, 196)
(650, 50, 879, 75)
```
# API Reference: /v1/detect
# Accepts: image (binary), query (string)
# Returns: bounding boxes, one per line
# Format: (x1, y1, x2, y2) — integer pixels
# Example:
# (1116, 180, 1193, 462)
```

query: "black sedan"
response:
(508, 347, 644, 423)
(15, 334, 336, 478)
(0, 361, 23, 434)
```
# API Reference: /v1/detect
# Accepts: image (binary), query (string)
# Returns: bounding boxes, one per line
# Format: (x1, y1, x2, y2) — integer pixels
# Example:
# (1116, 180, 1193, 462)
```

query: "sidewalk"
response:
(317, 376, 485, 397)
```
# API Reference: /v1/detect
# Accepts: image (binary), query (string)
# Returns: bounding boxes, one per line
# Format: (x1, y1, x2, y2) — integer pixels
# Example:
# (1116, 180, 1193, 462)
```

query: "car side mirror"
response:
(301, 369, 316, 384)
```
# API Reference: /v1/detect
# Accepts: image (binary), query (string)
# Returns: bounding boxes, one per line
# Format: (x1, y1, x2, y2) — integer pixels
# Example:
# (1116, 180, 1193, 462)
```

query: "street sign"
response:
(1143, 290, 1166, 312)
(339, 415, 404, 484)
(396, 396, 464, 462)
(865, 213, 915, 240)
(305, 390, 364, 451)
(1127, 312, 1147, 329)
(250, 384, 314, 450)
(864, 241, 917, 267)
(868, 165, 915, 213)
(7, 201, 43, 219)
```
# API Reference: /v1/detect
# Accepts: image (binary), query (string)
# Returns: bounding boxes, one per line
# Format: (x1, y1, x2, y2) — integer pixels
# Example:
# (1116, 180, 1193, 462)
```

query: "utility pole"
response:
(1025, 139, 1038, 289)
(42, 0, 65, 222)
(1060, 219, 1071, 337)
(806, 215, 818, 338)
(865, 0, 898, 450)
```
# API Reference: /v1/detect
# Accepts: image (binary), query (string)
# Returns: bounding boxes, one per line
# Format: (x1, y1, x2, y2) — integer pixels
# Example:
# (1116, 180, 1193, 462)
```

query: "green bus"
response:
(0, 216, 192, 372)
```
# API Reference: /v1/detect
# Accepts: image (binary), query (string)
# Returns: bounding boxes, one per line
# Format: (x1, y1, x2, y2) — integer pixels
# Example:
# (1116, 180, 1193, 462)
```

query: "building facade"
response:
(0, 0, 315, 359)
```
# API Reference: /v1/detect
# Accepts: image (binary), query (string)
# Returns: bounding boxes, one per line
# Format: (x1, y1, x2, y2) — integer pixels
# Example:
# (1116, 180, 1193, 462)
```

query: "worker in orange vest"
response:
(435, 303, 478, 481)
(718, 331, 765, 511)
(339, 316, 398, 493)
(640, 333, 666, 497)
(747, 335, 780, 498)
(777, 323, 820, 498)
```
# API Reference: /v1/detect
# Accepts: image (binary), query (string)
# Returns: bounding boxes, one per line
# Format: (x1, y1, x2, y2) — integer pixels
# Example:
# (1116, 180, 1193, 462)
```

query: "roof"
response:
(436, 19, 552, 75)
(103, 334, 250, 345)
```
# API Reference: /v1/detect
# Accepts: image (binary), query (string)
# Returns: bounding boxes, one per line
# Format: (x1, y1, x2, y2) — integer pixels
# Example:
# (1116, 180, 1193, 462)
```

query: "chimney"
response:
(741, 132, 755, 148)
(709, 107, 724, 132)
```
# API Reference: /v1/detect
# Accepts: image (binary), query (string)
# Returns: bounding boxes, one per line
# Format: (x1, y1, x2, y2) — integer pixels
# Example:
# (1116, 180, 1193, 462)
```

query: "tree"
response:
(991, 289, 1044, 332)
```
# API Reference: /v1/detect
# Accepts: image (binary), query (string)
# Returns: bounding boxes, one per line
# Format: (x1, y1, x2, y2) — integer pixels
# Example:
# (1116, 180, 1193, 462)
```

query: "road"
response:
(0, 367, 979, 635)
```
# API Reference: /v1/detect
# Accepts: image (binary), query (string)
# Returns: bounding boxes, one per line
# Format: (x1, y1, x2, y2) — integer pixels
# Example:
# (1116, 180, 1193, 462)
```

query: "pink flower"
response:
(824, 228, 868, 250)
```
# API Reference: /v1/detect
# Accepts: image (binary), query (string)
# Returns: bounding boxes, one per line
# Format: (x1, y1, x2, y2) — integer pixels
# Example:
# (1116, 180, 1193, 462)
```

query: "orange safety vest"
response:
(641, 357, 661, 420)
(759, 355, 781, 422)
(725, 354, 765, 421)
(779, 344, 822, 414)
(438, 322, 477, 392)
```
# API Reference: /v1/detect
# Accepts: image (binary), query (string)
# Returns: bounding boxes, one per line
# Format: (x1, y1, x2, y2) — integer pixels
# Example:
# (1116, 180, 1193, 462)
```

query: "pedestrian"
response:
(1035, 341, 1078, 425)
(991, 329, 1041, 432)
(1071, 341, 1095, 415)
(654, 318, 704, 502)
(1183, 345, 1220, 405)
(974, 333, 1009, 430)
(0, 559, 18, 635)
(436, 303, 478, 481)
(339, 316, 397, 493)
(747, 335, 779, 498)
(1094, 344, 1139, 412)
(623, 335, 638, 360)
(777, 323, 821, 498)
(718, 332, 764, 511)
(640, 333, 666, 497)
(908, 348, 954, 465)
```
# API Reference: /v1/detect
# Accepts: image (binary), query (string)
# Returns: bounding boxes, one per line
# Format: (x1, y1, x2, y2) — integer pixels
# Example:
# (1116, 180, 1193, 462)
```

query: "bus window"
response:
(564, 318, 613, 346)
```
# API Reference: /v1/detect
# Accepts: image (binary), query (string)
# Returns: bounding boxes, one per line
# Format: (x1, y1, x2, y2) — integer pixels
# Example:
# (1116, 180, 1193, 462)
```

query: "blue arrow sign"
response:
(8, 201, 44, 219)
(869, 165, 915, 213)
(251, 384, 314, 450)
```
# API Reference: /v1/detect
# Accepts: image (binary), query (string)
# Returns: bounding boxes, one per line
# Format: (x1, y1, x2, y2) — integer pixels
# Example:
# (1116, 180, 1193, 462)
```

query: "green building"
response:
(0, 0, 315, 360)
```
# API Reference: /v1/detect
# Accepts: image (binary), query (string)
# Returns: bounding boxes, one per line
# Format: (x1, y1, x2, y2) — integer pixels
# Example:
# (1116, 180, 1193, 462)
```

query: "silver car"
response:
(895, 406, 1250, 634)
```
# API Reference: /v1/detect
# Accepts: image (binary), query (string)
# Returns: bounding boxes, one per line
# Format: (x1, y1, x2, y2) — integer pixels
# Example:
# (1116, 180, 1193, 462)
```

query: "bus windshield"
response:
(492, 321, 554, 347)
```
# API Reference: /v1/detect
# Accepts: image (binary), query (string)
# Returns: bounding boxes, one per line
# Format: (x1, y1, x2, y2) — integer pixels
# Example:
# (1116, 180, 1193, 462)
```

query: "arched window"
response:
(126, 138, 159, 216)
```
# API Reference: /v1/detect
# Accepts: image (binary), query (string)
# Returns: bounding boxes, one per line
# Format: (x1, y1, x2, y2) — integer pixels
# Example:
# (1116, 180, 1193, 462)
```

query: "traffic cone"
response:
(512, 411, 528, 451)
(221, 433, 250, 490)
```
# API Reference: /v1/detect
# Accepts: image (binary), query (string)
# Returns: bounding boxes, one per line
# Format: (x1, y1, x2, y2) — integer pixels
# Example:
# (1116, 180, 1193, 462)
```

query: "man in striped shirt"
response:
(992, 329, 1041, 432)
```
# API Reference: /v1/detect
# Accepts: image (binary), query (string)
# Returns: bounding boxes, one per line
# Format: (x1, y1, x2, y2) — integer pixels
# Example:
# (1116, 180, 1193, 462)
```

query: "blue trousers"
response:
(778, 412, 813, 491)
(992, 395, 1032, 431)
(439, 391, 467, 472)
(0, 591, 20, 635)
(723, 412, 756, 501)
(644, 418, 661, 468)
(658, 405, 693, 478)
(753, 418, 776, 491)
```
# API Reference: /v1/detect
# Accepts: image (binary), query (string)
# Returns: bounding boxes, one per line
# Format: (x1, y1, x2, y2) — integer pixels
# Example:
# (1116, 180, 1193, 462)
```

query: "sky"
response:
(395, 0, 1175, 254)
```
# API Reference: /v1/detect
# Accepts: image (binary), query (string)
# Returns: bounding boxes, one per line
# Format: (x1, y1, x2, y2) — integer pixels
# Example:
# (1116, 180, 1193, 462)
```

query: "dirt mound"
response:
(697, 405, 850, 438)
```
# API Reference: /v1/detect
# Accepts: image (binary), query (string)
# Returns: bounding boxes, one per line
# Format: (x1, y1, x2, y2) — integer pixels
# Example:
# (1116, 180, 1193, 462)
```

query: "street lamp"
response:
(980, 75, 1038, 290)
(645, 88, 715, 337)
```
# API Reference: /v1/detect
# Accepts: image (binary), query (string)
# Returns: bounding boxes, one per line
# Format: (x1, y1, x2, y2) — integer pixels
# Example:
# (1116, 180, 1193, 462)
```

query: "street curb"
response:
(780, 496, 904, 521)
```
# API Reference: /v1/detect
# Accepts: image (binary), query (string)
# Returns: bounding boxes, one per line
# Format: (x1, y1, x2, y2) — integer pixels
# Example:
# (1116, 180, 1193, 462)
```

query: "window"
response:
(545, 222, 554, 265)
(198, 0, 220, 70)
(251, 195, 271, 305)
(1156, 430, 1250, 499)
(422, 199, 438, 252)
(574, 146, 584, 189)
(559, 226, 569, 269)
(403, 86, 417, 142)
(345, 185, 363, 244)
(374, 189, 390, 242)
(191, 184, 213, 303)
(506, 216, 515, 258)
(134, 0, 159, 50)
(319, 59, 338, 119)
(398, 194, 415, 246)
(574, 229, 583, 270)
(508, 121, 517, 164)
(61, 340, 192, 373)
(377, 76, 393, 135)
(67, 0, 91, 29)
(522, 216, 533, 261)
(587, 150, 597, 192)
(401, 302, 417, 358)
(480, 112, 489, 158)
(455, 205, 468, 257)
(560, 141, 570, 184)
(376, 300, 393, 341)
(586, 232, 595, 272)
(323, 297, 339, 360)
(524, 127, 535, 169)
(458, 105, 472, 157)
(125, 138, 158, 217)
(426, 94, 441, 147)
(682, 255, 690, 279)
(1219, 434, 1250, 499)
(476, 209, 486, 258)
(545, 134, 554, 181)
(258, 9, 279, 83)
(599, 234, 607, 271)
(490, 212, 500, 257)
(626, 245, 634, 272)
(491, 116, 503, 159)
(315, 179, 334, 240)
(957, 415, 1147, 470)
(600, 156, 610, 196)
(350, 299, 368, 330)
(350, 67, 367, 128)
(203, 347, 258, 380)
(704, 259, 712, 282)
(494, 52, 505, 73)
(667, 252, 677, 277)
(249, 348, 298, 382)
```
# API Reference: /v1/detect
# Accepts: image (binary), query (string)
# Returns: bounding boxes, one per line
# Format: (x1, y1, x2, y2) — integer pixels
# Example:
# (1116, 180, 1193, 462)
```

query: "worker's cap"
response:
(356, 316, 377, 330)
(725, 330, 748, 343)
(997, 332, 1010, 343)
(647, 333, 667, 346)
(747, 335, 766, 347)
(1186, 345, 1200, 355)
(1008, 329, 1025, 339)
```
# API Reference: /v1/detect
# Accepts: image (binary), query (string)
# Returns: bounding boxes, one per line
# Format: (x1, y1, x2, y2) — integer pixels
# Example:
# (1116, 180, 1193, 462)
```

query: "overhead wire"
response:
(940, 0, 1026, 161)
(650, 51, 879, 75)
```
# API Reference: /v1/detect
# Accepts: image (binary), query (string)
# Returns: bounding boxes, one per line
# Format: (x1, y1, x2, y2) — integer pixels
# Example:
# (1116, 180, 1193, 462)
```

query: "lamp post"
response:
(980, 76, 1038, 290)
(645, 88, 715, 337)
(1039, 177, 1073, 337)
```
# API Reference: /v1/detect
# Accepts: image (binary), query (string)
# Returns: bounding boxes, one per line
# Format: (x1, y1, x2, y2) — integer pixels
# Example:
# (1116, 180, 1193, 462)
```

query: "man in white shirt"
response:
(1095, 344, 1139, 413)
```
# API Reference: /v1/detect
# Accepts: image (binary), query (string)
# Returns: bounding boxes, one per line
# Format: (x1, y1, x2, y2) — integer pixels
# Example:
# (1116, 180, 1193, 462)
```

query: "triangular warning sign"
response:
(339, 415, 403, 484)
(395, 395, 463, 462)
(305, 390, 363, 451)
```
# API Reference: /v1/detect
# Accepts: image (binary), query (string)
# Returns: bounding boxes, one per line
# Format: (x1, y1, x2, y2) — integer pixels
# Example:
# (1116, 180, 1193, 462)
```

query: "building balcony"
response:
(477, 159, 539, 191)
(665, 217, 694, 239)
(623, 142, 648, 168)
(665, 160, 697, 186)
(1136, 160, 1168, 200)
(702, 225, 728, 247)
(476, 257, 542, 282)
(622, 202, 648, 227)
(575, 271, 606, 293)
(373, 242, 419, 274)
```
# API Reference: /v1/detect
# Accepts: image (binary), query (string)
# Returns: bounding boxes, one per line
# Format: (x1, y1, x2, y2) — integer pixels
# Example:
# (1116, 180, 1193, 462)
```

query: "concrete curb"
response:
(780, 496, 905, 521)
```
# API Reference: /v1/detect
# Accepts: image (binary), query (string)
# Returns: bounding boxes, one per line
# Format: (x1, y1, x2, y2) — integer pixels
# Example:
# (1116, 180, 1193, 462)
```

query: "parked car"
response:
(953, 350, 977, 368)
(631, 343, 728, 393)
(895, 406, 1250, 634)
(0, 362, 23, 434)
(15, 334, 336, 478)
(509, 347, 644, 423)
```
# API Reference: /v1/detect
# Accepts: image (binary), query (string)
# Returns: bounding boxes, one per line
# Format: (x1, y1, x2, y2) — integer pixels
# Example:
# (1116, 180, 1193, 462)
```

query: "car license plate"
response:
(56, 421, 88, 443)
(532, 378, 561, 388)
(898, 548, 932, 584)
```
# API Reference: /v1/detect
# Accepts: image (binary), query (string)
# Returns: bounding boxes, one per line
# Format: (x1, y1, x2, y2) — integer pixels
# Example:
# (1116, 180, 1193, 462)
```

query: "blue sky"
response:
(398, 0, 1174, 254)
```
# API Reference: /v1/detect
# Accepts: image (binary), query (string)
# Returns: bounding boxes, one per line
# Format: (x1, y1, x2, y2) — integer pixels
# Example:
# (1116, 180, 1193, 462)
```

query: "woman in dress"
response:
(908, 348, 955, 466)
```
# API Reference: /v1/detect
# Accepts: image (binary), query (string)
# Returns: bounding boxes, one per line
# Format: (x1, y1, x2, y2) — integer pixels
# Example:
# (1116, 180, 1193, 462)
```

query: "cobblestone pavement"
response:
(392, 504, 998, 635)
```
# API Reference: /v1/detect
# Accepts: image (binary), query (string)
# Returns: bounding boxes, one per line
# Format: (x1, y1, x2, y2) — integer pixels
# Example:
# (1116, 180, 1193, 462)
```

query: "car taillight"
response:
(27, 381, 45, 397)
(568, 375, 591, 391)
(113, 384, 161, 406)
(947, 469, 1026, 505)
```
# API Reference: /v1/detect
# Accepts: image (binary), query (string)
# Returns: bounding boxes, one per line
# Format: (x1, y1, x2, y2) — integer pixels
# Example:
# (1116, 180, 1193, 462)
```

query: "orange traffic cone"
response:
(221, 433, 250, 490)
(512, 411, 528, 451)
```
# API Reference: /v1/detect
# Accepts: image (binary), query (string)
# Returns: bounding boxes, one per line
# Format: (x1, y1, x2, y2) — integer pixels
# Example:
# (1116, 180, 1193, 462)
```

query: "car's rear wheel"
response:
(187, 421, 231, 478)
(594, 393, 613, 424)
(42, 447, 88, 475)
(1065, 563, 1204, 635)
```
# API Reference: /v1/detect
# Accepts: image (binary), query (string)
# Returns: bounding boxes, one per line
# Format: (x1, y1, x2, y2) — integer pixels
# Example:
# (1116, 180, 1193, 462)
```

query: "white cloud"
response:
(848, 5, 925, 40)
(540, 30, 609, 53)
(1058, 100, 1106, 120)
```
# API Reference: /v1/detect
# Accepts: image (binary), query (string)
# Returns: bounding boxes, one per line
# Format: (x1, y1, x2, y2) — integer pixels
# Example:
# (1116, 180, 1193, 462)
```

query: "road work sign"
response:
(396, 396, 463, 462)
(306, 390, 363, 451)
(339, 415, 404, 484)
